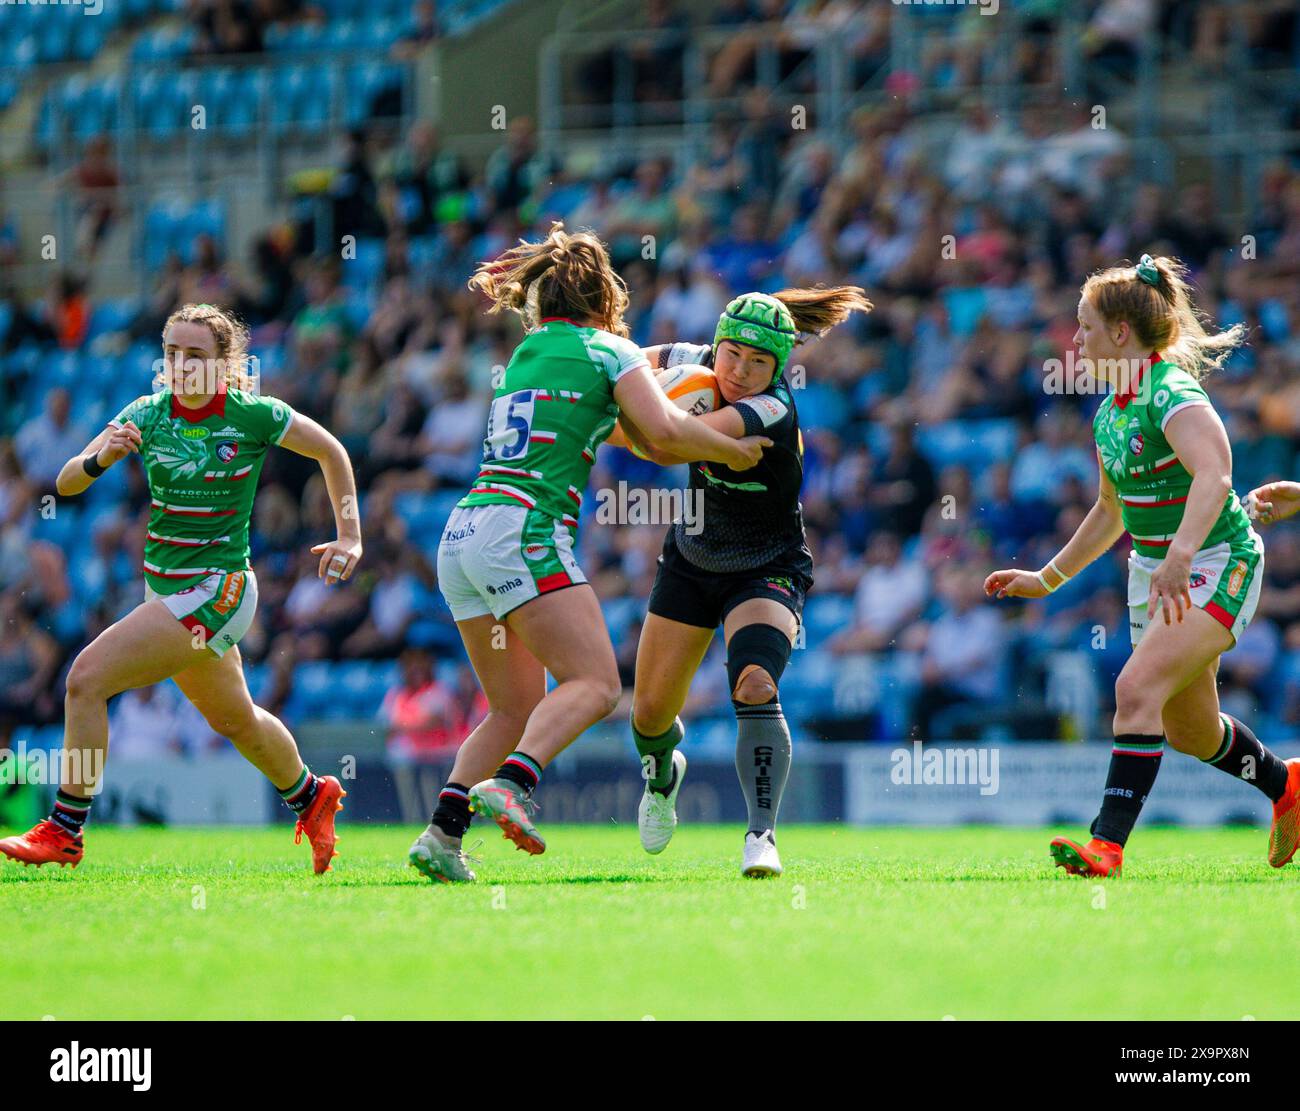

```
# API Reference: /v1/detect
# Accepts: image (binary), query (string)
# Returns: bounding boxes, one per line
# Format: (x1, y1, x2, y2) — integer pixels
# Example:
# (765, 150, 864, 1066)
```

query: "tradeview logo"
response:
(50, 1043, 151, 1091)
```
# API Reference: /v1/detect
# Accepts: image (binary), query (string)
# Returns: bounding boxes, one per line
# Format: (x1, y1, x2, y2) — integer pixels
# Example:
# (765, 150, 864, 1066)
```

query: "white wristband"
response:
(1037, 559, 1071, 594)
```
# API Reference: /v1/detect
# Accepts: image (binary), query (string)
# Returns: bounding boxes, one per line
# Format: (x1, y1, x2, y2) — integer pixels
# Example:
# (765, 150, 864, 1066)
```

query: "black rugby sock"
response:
(1089, 734, 1163, 847)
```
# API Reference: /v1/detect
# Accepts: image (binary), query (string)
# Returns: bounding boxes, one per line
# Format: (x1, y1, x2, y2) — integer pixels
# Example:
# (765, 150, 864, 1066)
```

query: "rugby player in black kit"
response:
(611, 287, 872, 876)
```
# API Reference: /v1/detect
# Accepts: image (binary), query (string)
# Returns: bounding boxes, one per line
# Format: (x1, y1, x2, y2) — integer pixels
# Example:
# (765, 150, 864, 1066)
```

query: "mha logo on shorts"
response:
(487, 578, 523, 596)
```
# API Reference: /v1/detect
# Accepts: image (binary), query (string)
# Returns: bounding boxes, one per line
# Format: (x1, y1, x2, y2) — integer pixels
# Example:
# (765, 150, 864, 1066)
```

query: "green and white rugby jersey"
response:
(1093, 353, 1251, 558)
(459, 317, 648, 525)
(109, 385, 295, 594)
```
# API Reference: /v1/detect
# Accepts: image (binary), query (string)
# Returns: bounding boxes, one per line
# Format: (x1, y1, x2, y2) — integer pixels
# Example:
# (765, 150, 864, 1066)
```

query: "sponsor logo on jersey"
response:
(523, 543, 548, 561)
(743, 394, 788, 427)
(1227, 560, 1248, 598)
(1154, 388, 1170, 408)
(216, 440, 239, 463)
(212, 573, 245, 616)
(214, 426, 246, 439)
(178, 426, 210, 440)
(1128, 431, 1144, 456)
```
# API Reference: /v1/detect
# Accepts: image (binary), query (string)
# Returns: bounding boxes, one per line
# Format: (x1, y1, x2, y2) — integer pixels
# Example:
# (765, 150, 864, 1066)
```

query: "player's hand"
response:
(1147, 549, 1192, 625)
(984, 568, 1048, 600)
(312, 538, 362, 586)
(727, 435, 772, 472)
(1246, 481, 1300, 526)
(97, 421, 142, 467)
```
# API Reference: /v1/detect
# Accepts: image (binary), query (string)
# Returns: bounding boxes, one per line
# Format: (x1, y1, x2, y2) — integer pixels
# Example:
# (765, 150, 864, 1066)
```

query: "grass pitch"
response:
(1, 824, 1295, 1021)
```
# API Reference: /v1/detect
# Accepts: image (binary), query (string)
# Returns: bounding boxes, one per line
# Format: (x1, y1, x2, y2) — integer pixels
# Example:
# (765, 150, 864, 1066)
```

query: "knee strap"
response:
(726, 623, 793, 696)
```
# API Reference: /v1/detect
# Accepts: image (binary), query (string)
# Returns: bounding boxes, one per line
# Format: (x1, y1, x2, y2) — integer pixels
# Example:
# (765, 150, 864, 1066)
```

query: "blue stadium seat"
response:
(32, 503, 82, 555)
(915, 419, 1018, 470)
(335, 660, 389, 718)
(801, 593, 855, 645)
(288, 661, 338, 719)
(341, 237, 385, 289)
(344, 62, 401, 125)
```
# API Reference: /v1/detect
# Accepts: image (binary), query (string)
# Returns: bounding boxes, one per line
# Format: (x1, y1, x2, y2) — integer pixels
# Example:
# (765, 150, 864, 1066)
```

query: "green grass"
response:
(1, 824, 1296, 1020)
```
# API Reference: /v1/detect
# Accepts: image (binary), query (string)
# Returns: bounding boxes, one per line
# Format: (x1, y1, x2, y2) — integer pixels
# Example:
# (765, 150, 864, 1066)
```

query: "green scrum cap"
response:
(713, 292, 797, 376)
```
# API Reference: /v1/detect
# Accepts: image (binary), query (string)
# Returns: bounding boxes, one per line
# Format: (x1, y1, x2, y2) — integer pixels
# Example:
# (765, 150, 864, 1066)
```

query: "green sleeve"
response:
(1145, 368, 1211, 434)
(245, 393, 297, 446)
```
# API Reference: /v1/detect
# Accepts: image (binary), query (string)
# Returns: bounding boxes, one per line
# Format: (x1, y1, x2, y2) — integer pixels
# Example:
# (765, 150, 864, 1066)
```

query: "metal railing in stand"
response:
(537, 21, 855, 171)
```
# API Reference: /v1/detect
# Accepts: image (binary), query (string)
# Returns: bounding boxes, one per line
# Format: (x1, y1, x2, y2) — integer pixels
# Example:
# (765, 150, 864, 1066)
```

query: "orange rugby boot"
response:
(1268, 759, 1300, 868)
(1050, 835, 1123, 877)
(0, 820, 84, 868)
(294, 775, 346, 874)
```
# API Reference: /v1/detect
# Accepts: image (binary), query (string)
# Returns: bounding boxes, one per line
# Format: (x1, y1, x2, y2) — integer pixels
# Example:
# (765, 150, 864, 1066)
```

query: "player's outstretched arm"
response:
(278, 412, 363, 585)
(1246, 480, 1300, 526)
(985, 465, 1125, 601)
(614, 364, 768, 471)
(55, 421, 142, 497)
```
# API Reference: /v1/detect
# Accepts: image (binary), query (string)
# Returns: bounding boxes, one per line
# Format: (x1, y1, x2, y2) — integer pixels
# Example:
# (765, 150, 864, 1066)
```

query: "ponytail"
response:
(772, 284, 873, 339)
(1082, 255, 1245, 379)
(468, 221, 631, 337)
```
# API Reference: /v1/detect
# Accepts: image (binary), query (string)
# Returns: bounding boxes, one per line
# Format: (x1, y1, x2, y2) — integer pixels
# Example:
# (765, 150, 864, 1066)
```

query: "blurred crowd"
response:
(2, 0, 1300, 759)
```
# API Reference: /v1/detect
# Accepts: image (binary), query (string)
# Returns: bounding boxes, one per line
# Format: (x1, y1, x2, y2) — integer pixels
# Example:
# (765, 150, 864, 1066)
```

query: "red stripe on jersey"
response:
(470, 487, 535, 510)
(1121, 495, 1188, 508)
(156, 503, 237, 516)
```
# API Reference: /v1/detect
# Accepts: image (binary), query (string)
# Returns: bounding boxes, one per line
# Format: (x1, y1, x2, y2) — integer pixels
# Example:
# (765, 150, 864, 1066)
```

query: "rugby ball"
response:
(655, 363, 722, 416)
(629, 364, 722, 459)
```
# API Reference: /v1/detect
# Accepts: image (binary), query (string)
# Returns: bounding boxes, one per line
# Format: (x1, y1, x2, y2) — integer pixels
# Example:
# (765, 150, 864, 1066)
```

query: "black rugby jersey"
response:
(657, 341, 810, 573)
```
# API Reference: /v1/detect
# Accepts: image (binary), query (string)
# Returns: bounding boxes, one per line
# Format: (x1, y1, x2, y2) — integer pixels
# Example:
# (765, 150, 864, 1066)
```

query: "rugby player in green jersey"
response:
(0, 304, 360, 873)
(986, 255, 1300, 876)
(408, 224, 771, 883)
